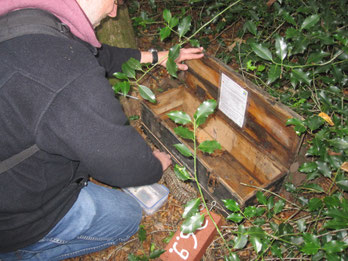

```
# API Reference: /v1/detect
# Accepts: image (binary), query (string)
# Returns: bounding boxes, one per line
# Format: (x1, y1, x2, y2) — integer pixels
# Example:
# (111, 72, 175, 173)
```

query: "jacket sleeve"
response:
(35, 65, 162, 188)
(96, 44, 141, 77)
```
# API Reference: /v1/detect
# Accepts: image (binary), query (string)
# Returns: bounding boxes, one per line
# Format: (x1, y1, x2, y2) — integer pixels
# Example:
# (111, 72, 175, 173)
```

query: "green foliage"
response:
(129, 225, 166, 260)
(127, 0, 348, 259)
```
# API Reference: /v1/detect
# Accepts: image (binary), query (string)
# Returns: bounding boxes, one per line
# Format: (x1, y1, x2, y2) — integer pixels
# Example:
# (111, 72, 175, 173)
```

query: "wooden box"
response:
(141, 56, 303, 209)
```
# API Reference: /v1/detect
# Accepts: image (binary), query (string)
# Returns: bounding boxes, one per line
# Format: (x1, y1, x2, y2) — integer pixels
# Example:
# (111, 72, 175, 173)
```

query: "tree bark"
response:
(96, 6, 140, 117)
(96, 6, 137, 48)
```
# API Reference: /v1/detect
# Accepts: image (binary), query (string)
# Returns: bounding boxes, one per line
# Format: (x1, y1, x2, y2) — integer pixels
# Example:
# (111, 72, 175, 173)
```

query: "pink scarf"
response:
(0, 0, 101, 47)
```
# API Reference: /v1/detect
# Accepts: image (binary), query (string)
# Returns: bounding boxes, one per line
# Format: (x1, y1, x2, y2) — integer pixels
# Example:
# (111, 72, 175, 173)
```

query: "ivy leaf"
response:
(322, 241, 348, 254)
(173, 164, 191, 181)
(274, 199, 285, 214)
(178, 16, 192, 38)
(275, 36, 288, 61)
(113, 72, 128, 80)
(173, 143, 192, 157)
(194, 99, 217, 126)
(227, 213, 244, 223)
(256, 191, 267, 205)
(181, 212, 204, 234)
(163, 9, 172, 23)
(308, 197, 323, 212)
(174, 126, 194, 140)
(301, 233, 321, 255)
(250, 43, 273, 61)
(138, 85, 156, 103)
(244, 20, 257, 36)
(233, 235, 248, 249)
(267, 64, 281, 84)
(182, 198, 201, 219)
(160, 26, 171, 42)
(198, 140, 221, 154)
(250, 237, 263, 253)
(301, 14, 320, 31)
(291, 69, 311, 85)
(299, 162, 318, 173)
(126, 57, 142, 71)
(222, 199, 240, 212)
(167, 111, 192, 124)
(149, 249, 166, 259)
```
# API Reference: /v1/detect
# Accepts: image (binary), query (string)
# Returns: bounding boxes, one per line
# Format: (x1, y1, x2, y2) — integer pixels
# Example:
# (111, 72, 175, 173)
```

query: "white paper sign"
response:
(218, 73, 248, 128)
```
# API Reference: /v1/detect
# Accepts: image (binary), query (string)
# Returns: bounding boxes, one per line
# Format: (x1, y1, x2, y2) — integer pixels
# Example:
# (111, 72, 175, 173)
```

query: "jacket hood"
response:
(0, 0, 101, 47)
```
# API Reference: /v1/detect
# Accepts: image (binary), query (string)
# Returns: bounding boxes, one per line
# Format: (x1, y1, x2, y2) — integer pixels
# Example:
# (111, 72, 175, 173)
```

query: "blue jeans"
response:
(0, 182, 142, 261)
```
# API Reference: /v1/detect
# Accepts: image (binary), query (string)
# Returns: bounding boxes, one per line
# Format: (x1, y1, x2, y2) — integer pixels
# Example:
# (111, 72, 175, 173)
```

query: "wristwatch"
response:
(148, 48, 158, 64)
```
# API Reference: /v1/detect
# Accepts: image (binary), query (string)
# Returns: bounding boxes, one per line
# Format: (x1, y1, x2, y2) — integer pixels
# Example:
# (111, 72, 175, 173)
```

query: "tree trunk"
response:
(96, 6, 140, 117)
(96, 6, 137, 48)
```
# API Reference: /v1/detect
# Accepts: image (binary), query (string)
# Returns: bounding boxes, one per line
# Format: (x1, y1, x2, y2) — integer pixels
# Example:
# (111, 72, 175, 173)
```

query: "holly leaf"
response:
(149, 249, 166, 259)
(250, 43, 273, 61)
(160, 26, 171, 42)
(275, 36, 288, 61)
(182, 198, 201, 218)
(267, 64, 281, 84)
(322, 241, 348, 254)
(113, 72, 128, 80)
(274, 199, 285, 214)
(194, 99, 217, 126)
(299, 162, 318, 173)
(121, 62, 136, 79)
(181, 212, 204, 234)
(174, 126, 194, 140)
(308, 197, 323, 212)
(301, 233, 321, 255)
(301, 14, 320, 31)
(163, 9, 172, 23)
(301, 183, 325, 193)
(173, 143, 192, 157)
(138, 85, 156, 103)
(250, 237, 263, 253)
(126, 57, 142, 71)
(226, 213, 244, 223)
(256, 191, 267, 205)
(233, 234, 248, 249)
(305, 115, 324, 131)
(173, 164, 191, 181)
(222, 199, 240, 212)
(178, 16, 192, 38)
(291, 69, 311, 85)
(138, 225, 147, 242)
(244, 20, 257, 36)
(198, 140, 221, 154)
(167, 111, 192, 124)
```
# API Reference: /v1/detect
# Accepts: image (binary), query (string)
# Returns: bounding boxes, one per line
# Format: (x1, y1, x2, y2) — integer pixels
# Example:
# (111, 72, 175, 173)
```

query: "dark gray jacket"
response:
(0, 27, 162, 252)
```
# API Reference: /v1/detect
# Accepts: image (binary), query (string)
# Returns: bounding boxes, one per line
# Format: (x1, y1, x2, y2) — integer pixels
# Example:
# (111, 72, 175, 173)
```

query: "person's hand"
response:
(153, 150, 172, 171)
(159, 47, 204, 70)
(140, 47, 204, 71)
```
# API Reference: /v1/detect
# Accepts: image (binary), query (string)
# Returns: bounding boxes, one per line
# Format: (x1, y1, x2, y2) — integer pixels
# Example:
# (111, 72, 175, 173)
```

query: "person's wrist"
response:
(148, 48, 158, 64)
